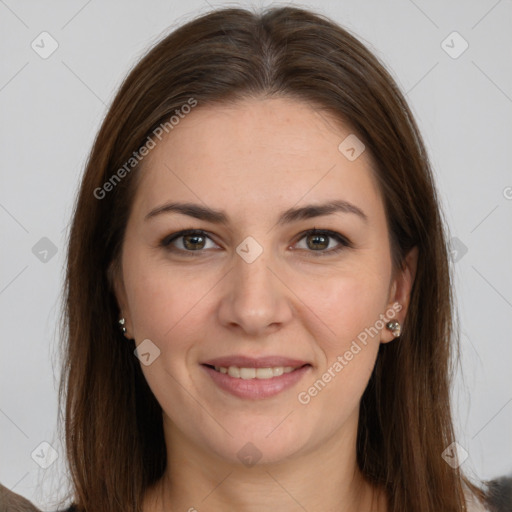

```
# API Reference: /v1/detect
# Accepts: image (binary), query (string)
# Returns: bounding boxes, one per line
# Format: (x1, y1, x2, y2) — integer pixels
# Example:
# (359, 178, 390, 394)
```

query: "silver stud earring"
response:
(386, 320, 401, 338)
(118, 317, 127, 334)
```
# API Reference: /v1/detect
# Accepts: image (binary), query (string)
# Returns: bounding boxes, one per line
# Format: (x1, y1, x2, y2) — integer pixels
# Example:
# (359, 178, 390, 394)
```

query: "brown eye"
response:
(160, 229, 218, 254)
(182, 233, 206, 250)
(294, 229, 352, 255)
(305, 232, 329, 250)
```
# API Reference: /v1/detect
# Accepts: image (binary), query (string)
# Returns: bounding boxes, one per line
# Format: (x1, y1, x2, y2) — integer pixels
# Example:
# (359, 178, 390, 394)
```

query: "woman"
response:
(1, 5, 508, 512)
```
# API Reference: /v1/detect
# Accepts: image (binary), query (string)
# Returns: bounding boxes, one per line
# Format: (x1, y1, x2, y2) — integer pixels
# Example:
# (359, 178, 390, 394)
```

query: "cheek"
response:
(122, 255, 210, 401)
(296, 273, 386, 414)
(299, 264, 390, 354)
(122, 247, 218, 344)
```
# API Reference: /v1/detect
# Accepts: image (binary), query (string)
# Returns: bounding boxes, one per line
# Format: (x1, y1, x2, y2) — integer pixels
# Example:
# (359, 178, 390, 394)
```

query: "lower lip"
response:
(201, 364, 311, 400)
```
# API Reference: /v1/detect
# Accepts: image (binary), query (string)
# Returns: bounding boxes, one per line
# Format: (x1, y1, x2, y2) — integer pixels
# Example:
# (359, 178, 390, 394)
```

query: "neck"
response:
(143, 413, 387, 512)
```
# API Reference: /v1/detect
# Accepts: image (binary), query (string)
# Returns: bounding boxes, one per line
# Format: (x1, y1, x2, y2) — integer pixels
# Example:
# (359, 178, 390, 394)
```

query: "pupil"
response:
(184, 235, 204, 250)
(308, 234, 327, 250)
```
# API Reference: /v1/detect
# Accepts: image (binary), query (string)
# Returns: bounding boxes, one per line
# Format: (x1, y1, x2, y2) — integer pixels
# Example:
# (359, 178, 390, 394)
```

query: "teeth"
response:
(213, 365, 299, 379)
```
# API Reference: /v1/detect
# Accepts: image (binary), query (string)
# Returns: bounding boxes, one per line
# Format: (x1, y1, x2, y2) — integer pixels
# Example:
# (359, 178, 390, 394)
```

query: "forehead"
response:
(131, 97, 383, 224)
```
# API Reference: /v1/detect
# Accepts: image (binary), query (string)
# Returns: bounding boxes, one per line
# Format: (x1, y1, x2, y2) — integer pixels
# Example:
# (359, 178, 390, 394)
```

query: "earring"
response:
(386, 320, 401, 338)
(118, 317, 127, 334)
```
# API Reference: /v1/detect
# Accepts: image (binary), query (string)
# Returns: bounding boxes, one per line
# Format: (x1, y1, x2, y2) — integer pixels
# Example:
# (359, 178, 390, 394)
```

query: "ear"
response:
(381, 246, 418, 343)
(107, 258, 132, 337)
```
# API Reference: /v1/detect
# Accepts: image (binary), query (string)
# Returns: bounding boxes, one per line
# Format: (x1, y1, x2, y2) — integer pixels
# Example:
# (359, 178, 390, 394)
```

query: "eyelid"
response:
(159, 228, 352, 255)
(290, 228, 353, 256)
(160, 229, 220, 252)
(293, 228, 352, 247)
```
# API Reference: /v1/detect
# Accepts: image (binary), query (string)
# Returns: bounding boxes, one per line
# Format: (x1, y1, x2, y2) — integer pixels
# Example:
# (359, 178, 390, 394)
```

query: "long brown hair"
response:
(57, 6, 488, 511)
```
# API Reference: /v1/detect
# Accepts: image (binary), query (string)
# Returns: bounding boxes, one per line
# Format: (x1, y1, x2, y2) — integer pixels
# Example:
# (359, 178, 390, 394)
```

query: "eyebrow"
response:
(144, 199, 368, 225)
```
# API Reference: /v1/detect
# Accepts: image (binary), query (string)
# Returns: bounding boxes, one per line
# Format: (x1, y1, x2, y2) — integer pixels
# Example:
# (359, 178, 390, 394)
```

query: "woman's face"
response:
(113, 96, 416, 466)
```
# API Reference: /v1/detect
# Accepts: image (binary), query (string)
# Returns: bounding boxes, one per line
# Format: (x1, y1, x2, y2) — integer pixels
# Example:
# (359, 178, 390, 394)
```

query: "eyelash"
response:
(159, 228, 353, 257)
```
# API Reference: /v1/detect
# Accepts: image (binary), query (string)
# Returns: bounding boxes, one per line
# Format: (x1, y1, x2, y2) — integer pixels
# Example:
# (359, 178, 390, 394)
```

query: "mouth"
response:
(203, 363, 310, 379)
(200, 363, 312, 399)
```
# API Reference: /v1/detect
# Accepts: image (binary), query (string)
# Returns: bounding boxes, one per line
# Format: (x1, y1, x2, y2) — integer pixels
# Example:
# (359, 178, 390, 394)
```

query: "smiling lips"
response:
(202, 355, 309, 379)
(213, 365, 298, 379)
(201, 355, 312, 399)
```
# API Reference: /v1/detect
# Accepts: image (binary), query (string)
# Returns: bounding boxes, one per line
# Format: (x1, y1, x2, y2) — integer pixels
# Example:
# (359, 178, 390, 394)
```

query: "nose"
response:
(216, 243, 294, 337)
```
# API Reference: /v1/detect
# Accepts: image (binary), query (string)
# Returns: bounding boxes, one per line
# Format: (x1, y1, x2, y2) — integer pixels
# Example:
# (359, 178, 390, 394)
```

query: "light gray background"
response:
(1, 0, 511, 509)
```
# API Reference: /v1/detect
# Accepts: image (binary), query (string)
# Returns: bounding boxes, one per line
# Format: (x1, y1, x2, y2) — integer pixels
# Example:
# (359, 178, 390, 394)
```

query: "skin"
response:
(112, 96, 418, 511)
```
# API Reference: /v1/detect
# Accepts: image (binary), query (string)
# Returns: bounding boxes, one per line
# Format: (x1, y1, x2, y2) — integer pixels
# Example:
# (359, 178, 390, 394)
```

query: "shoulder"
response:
(48, 504, 77, 512)
(465, 474, 512, 512)
(484, 474, 512, 512)
(0, 482, 77, 512)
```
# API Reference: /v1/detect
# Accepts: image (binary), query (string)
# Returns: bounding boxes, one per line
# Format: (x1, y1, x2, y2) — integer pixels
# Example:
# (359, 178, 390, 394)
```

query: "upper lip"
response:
(202, 356, 310, 368)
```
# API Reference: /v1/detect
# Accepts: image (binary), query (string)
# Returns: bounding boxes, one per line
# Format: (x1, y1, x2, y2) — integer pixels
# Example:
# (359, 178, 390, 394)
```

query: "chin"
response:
(202, 424, 310, 467)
